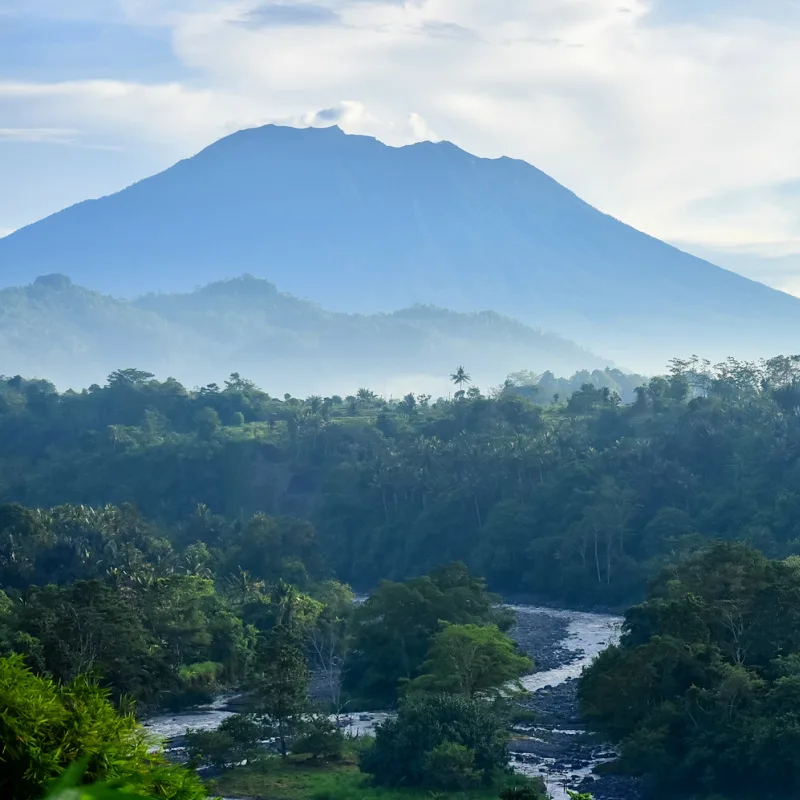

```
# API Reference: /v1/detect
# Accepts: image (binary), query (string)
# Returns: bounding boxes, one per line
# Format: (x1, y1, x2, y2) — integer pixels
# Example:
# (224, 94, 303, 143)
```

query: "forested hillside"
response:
(0, 274, 604, 393)
(3, 354, 800, 607)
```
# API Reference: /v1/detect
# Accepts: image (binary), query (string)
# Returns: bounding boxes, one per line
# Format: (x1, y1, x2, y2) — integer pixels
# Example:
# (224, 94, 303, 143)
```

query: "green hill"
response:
(0, 274, 609, 395)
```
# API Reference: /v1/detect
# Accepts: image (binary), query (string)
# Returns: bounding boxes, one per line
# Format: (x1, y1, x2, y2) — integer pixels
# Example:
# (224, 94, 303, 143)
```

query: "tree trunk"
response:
(381, 489, 389, 523)
(593, 526, 602, 584)
(279, 718, 287, 759)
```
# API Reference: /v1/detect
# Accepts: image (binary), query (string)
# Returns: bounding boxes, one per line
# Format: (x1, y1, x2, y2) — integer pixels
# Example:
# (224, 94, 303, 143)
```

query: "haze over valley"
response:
(3, 125, 800, 376)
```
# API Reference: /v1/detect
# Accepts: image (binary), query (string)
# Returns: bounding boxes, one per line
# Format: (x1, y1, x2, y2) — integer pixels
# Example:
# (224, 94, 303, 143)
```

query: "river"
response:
(143, 605, 627, 800)
(505, 606, 625, 800)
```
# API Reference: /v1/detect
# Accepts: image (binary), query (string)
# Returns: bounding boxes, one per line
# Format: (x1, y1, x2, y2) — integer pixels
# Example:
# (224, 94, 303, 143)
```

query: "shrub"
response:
(500, 784, 549, 800)
(179, 661, 224, 688)
(424, 741, 482, 790)
(185, 713, 267, 769)
(359, 692, 508, 788)
(291, 715, 345, 760)
(0, 654, 206, 800)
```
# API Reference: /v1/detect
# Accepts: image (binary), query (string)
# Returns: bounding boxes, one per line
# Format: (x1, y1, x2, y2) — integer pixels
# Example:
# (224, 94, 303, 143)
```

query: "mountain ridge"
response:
(2, 123, 799, 370)
(0, 273, 608, 394)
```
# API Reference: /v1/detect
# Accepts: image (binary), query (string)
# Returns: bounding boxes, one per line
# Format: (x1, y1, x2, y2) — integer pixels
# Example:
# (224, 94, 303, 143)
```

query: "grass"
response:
(210, 752, 539, 800)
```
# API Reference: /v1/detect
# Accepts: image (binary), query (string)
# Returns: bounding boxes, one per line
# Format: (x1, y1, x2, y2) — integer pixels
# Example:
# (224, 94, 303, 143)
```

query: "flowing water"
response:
(507, 606, 622, 800)
(143, 605, 622, 800)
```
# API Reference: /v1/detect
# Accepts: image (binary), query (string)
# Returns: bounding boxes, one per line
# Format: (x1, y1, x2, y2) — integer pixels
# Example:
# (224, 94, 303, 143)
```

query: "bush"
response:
(424, 741, 482, 790)
(291, 715, 345, 760)
(179, 661, 224, 688)
(359, 692, 508, 788)
(0, 654, 206, 800)
(185, 713, 268, 769)
(500, 784, 549, 800)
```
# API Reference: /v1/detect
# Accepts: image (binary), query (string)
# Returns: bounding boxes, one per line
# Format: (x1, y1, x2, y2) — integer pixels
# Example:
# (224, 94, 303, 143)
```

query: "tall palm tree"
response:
(450, 366, 471, 390)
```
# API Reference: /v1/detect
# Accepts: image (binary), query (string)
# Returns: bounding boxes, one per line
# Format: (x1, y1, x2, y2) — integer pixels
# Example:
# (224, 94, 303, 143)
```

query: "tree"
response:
(451, 366, 472, 392)
(359, 692, 509, 788)
(255, 625, 310, 758)
(408, 623, 532, 698)
(106, 369, 155, 388)
(13, 580, 168, 705)
(342, 563, 505, 707)
(308, 582, 353, 715)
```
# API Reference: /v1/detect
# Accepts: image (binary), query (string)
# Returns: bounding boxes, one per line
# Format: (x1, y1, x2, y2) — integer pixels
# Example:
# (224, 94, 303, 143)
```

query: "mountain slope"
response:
(0, 274, 606, 394)
(1, 124, 798, 369)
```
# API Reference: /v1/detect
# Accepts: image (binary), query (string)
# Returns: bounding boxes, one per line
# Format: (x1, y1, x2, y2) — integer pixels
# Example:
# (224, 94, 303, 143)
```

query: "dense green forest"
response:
(579, 543, 800, 800)
(3, 354, 800, 606)
(6, 354, 800, 799)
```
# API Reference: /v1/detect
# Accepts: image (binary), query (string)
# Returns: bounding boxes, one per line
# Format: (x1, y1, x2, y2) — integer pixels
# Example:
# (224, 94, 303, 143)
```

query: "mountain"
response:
(2, 123, 799, 370)
(0, 273, 607, 394)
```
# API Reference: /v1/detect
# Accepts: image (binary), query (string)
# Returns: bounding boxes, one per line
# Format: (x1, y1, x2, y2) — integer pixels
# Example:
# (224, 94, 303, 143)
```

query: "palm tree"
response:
(450, 366, 471, 391)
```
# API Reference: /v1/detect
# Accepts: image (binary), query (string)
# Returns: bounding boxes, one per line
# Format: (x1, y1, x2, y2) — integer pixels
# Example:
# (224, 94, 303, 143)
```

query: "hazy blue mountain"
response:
(0, 274, 607, 395)
(2, 124, 799, 369)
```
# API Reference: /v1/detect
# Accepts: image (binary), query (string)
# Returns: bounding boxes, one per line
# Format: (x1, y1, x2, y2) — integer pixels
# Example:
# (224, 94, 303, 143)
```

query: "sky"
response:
(3, 0, 800, 293)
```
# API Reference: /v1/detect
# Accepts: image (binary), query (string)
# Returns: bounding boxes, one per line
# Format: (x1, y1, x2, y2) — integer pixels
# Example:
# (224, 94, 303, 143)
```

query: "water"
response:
(143, 693, 238, 742)
(143, 605, 622, 800)
(508, 606, 622, 800)
(509, 605, 622, 693)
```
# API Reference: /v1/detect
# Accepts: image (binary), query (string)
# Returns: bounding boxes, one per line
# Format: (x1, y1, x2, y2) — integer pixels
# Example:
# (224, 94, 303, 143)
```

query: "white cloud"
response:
(0, 127, 124, 150)
(4, 0, 800, 257)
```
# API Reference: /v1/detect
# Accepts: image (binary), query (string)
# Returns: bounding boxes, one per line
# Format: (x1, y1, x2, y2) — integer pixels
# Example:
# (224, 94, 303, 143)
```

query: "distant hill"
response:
(0, 274, 607, 395)
(2, 124, 799, 370)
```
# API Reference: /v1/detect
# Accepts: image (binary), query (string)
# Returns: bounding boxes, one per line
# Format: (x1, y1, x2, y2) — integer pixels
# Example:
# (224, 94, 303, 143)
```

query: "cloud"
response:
(418, 21, 481, 41)
(235, 3, 340, 28)
(0, 80, 252, 148)
(0, 127, 80, 143)
(4, 0, 800, 259)
(274, 101, 438, 144)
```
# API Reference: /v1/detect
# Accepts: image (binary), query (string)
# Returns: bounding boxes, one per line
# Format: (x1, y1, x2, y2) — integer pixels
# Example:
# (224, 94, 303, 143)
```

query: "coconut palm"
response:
(450, 366, 471, 391)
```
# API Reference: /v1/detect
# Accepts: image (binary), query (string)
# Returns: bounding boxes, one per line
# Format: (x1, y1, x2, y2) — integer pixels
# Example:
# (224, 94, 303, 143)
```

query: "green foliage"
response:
(185, 713, 268, 770)
(358, 693, 509, 789)
(0, 655, 207, 800)
(8, 354, 800, 610)
(423, 741, 482, 790)
(578, 543, 800, 799)
(291, 714, 345, 760)
(499, 785, 549, 800)
(0, 499, 330, 707)
(256, 625, 311, 758)
(408, 623, 532, 698)
(343, 563, 506, 707)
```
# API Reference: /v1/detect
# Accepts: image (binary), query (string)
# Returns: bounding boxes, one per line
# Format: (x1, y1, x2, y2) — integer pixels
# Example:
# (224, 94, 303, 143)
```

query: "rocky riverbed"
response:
(508, 606, 644, 800)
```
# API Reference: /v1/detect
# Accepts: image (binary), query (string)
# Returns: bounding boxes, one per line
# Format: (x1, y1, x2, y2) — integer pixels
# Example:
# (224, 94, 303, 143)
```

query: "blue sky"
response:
(3, 0, 800, 292)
